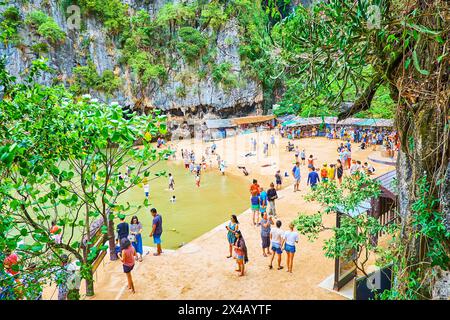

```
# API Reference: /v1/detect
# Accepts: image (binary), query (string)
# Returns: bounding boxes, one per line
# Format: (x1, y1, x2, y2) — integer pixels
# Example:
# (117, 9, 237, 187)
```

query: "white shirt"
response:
(144, 184, 149, 192)
(284, 231, 299, 246)
(270, 228, 284, 245)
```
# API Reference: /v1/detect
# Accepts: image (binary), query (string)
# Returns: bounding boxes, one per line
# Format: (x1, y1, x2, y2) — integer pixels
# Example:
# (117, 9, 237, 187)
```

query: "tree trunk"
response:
(85, 272, 95, 297)
(108, 218, 118, 261)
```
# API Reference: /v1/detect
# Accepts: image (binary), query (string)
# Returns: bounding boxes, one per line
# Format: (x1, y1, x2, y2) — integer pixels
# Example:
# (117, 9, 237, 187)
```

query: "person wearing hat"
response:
(320, 164, 329, 183)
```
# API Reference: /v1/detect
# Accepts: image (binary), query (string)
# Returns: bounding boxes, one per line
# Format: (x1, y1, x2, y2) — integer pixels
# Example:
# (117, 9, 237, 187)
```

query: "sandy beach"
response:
(45, 131, 393, 300)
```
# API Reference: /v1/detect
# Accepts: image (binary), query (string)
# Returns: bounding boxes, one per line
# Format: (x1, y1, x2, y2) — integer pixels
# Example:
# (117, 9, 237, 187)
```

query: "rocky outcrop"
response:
(0, 0, 263, 117)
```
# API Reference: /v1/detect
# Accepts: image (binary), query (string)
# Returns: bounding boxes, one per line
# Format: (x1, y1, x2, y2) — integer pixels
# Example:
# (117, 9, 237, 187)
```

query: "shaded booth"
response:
(232, 115, 276, 133)
(204, 119, 237, 141)
(333, 170, 399, 293)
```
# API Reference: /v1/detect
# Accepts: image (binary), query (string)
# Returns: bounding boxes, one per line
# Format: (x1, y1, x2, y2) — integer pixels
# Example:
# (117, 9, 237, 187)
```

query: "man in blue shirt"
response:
(292, 162, 301, 192)
(307, 167, 320, 189)
(150, 208, 163, 256)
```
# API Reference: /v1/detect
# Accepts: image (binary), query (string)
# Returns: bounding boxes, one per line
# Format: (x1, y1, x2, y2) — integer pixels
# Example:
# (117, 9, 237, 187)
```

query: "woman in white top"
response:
(282, 223, 299, 273)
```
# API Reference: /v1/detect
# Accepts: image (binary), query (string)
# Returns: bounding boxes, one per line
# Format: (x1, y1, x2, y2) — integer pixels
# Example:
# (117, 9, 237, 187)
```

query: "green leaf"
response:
(412, 50, 430, 76)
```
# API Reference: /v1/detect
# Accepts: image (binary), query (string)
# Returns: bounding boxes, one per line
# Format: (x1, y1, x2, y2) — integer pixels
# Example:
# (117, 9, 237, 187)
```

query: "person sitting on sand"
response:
(170, 195, 176, 203)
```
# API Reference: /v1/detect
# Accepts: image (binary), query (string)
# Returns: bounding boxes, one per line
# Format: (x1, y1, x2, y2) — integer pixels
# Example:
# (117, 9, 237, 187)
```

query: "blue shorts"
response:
(271, 244, 282, 254)
(145, 192, 149, 197)
(236, 255, 244, 261)
(153, 235, 161, 245)
(285, 244, 296, 253)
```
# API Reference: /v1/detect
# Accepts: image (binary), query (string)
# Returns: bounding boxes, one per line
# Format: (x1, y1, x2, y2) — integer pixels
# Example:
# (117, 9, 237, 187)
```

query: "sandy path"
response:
(82, 133, 393, 300)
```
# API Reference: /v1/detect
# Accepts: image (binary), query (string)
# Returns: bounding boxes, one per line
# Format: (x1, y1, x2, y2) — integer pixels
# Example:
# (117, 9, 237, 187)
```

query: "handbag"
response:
(128, 234, 136, 243)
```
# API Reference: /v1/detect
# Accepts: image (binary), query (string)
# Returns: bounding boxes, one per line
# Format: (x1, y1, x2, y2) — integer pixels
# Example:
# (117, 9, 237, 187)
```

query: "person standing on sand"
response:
(267, 182, 278, 218)
(300, 149, 306, 166)
(307, 166, 320, 189)
(292, 162, 301, 192)
(233, 231, 248, 277)
(118, 238, 136, 294)
(250, 193, 261, 226)
(307, 155, 316, 169)
(259, 212, 274, 257)
(116, 214, 129, 242)
(275, 170, 282, 190)
(328, 164, 336, 181)
(226, 215, 239, 258)
(149, 208, 163, 256)
(320, 164, 329, 183)
(269, 220, 284, 270)
(259, 187, 268, 216)
(130, 216, 143, 262)
(282, 223, 299, 273)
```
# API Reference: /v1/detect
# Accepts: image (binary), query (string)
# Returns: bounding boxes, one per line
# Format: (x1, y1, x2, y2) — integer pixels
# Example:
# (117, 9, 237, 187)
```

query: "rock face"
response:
(0, 0, 263, 118)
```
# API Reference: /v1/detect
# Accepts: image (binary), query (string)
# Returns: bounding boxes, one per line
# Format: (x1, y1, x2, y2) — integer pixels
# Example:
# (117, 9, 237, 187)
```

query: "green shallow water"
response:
(119, 161, 250, 249)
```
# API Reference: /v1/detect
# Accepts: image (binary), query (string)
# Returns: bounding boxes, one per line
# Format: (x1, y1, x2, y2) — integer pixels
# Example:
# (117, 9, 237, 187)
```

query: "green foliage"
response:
(31, 42, 49, 54)
(175, 86, 187, 98)
(0, 6, 22, 45)
(212, 62, 238, 91)
(378, 176, 450, 300)
(37, 20, 65, 43)
(71, 60, 121, 95)
(127, 51, 167, 84)
(25, 10, 65, 43)
(296, 173, 396, 276)
(0, 58, 169, 298)
(176, 27, 208, 65)
(24, 10, 49, 27)
(411, 176, 450, 268)
(77, 0, 128, 34)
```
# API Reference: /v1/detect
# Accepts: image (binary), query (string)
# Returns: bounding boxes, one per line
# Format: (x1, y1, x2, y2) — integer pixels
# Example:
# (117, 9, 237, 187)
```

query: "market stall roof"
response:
(278, 116, 393, 128)
(205, 119, 237, 129)
(376, 170, 397, 199)
(335, 200, 372, 218)
(335, 170, 397, 217)
(233, 115, 275, 125)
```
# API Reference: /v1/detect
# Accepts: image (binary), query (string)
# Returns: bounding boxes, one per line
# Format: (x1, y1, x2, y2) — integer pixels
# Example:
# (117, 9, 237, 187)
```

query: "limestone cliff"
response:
(0, 0, 264, 118)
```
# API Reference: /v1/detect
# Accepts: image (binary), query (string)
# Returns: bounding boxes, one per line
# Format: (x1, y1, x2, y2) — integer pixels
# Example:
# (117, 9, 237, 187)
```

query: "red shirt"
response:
(122, 246, 135, 267)
(250, 184, 260, 196)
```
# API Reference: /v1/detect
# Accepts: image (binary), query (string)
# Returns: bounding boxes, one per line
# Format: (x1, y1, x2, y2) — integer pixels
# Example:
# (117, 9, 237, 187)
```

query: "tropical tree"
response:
(0, 58, 170, 297)
(276, 0, 449, 298)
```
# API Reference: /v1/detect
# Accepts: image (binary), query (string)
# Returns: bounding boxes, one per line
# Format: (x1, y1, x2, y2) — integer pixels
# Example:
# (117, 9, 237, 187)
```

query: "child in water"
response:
(144, 183, 150, 199)
(195, 173, 201, 187)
